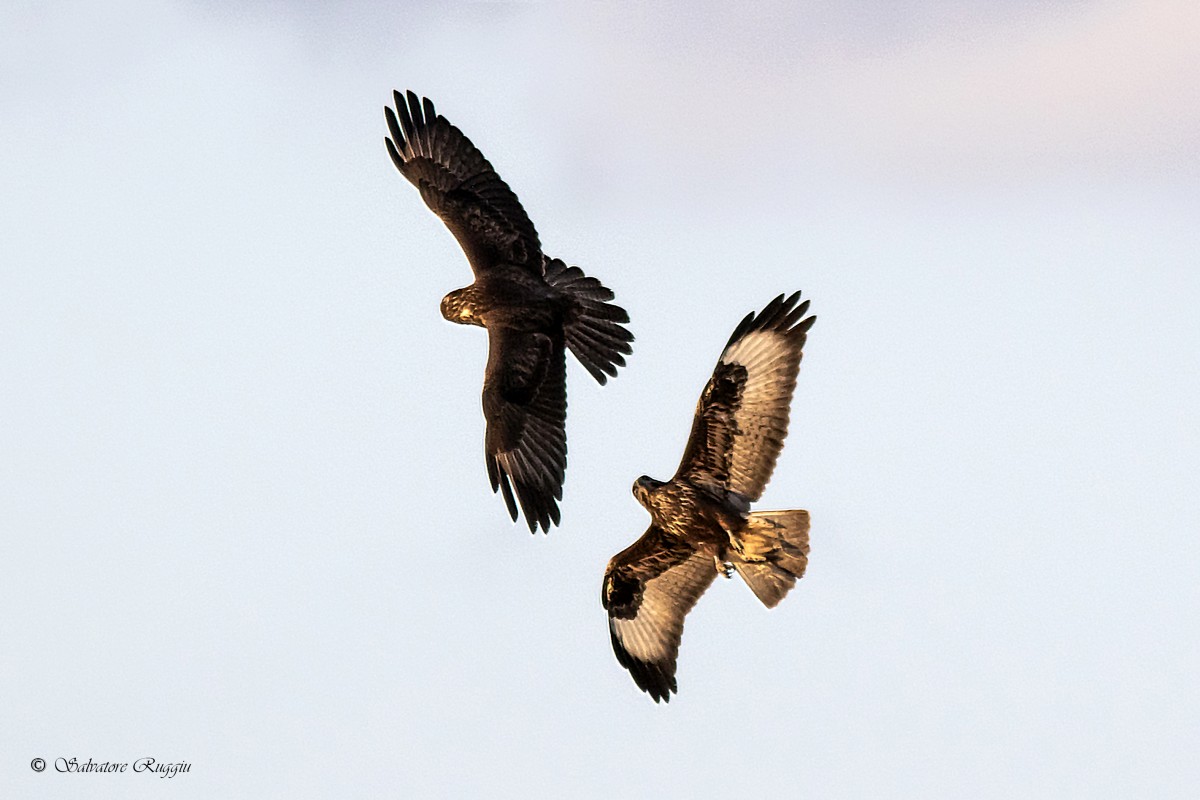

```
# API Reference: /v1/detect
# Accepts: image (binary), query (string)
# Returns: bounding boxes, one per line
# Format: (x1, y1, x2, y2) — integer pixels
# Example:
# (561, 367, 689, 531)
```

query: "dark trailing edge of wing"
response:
(602, 567, 678, 703)
(602, 532, 717, 703)
(486, 455, 562, 534)
(724, 291, 815, 350)
(608, 625, 676, 703)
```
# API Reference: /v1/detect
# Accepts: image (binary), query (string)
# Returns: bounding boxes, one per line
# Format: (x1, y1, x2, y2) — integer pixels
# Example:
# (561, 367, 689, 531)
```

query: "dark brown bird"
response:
(384, 91, 633, 533)
(602, 292, 814, 701)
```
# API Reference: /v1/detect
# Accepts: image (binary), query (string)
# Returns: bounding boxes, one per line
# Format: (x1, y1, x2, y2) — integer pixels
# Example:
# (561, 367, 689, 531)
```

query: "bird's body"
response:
(441, 267, 562, 330)
(603, 292, 815, 702)
(384, 90, 633, 532)
(633, 478, 742, 550)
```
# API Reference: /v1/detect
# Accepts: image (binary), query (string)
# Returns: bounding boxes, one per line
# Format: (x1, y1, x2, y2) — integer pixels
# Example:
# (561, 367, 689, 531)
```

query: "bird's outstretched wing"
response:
(675, 292, 815, 503)
(482, 326, 567, 533)
(384, 90, 542, 275)
(602, 527, 717, 702)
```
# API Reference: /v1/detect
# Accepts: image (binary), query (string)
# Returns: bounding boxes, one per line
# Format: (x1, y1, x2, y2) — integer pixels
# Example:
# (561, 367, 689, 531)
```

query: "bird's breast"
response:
(645, 482, 735, 547)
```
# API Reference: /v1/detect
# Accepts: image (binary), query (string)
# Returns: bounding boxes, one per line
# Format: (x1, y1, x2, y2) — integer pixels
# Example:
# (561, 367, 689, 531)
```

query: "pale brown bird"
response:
(602, 292, 814, 701)
(384, 90, 633, 532)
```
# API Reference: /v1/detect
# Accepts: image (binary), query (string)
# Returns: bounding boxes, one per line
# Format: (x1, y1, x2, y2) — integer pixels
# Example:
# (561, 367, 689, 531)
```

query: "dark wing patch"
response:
(673, 362, 747, 501)
(602, 527, 717, 702)
(384, 90, 542, 275)
(676, 292, 815, 502)
(482, 326, 567, 533)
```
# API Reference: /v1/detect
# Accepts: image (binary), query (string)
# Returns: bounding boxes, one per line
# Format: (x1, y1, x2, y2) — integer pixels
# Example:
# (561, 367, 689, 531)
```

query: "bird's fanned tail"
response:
(730, 509, 811, 608)
(543, 257, 634, 385)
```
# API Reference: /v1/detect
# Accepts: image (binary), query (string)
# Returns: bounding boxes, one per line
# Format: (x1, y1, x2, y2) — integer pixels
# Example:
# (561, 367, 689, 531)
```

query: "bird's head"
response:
(632, 475, 662, 509)
(440, 288, 481, 326)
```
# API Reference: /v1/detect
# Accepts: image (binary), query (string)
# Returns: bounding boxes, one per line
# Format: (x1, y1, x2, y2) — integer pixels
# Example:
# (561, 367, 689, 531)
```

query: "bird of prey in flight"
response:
(602, 292, 814, 701)
(384, 90, 633, 533)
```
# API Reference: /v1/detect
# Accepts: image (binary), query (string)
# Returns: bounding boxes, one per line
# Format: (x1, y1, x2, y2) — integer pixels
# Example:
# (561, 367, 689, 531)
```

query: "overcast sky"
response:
(2, 1, 1198, 797)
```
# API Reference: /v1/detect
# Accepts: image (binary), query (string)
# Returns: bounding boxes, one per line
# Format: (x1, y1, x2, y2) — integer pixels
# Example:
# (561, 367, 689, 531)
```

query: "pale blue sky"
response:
(2, 1, 1198, 797)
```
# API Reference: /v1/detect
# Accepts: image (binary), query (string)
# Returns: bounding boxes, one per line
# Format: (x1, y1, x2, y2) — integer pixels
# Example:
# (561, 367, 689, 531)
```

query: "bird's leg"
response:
(713, 555, 735, 579)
